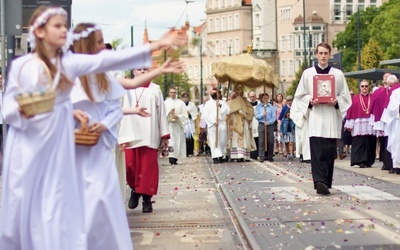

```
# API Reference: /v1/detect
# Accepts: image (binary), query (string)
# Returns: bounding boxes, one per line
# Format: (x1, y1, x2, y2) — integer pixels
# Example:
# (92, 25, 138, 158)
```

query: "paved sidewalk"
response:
(334, 157, 400, 185)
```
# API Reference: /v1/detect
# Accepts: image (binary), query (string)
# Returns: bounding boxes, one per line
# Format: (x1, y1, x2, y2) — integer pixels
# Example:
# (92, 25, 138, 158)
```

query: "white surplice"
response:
(118, 83, 169, 149)
(0, 45, 151, 250)
(382, 88, 400, 168)
(184, 101, 199, 138)
(203, 99, 230, 158)
(292, 67, 352, 139)
(164, 97, 188, 159)
(71, 72, 132, 250)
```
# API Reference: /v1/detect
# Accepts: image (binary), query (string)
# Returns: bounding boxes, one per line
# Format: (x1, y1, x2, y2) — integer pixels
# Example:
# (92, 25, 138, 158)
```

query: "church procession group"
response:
(0, 6, 400, 250)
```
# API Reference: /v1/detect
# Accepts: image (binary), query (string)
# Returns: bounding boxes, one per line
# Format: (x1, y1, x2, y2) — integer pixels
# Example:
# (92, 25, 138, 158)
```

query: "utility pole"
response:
(130, 26, 134, 79)
(163, 49, 168, 99)
(200, 35, 203, 104)
(357, 5, 361, 91)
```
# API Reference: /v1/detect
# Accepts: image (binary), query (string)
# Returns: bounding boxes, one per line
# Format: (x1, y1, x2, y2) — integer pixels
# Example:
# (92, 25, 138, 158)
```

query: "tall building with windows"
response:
(277, 0, 385, 90)
(180, 0, 253, 103)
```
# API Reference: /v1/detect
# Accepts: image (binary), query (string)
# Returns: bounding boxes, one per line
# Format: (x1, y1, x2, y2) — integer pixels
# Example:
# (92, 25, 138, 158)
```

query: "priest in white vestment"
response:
(381, 76, 400, 174)
(292, 42, 351, 195)
(181, 92, 199, 157)
(203, 88, 230, 164)
(164, 86, 188, 165)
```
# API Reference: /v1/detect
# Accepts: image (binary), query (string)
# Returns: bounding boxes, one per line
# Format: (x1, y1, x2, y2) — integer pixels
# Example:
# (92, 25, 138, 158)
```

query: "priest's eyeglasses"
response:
(360, 85, 369, 88)
(137, 68, 149, 71)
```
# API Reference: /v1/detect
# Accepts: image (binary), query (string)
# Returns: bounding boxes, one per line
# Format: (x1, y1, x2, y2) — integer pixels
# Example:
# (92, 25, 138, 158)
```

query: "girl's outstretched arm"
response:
(118, 58, 184, 89)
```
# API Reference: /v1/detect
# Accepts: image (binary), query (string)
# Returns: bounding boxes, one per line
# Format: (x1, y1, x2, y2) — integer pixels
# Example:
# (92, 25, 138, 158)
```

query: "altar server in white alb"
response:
(203, 88, 230, 164)
(181, 92, 199, 157)
(164, 86, 188, 165)
(292, 42, 351, 195)
(0, 6, 187, 250)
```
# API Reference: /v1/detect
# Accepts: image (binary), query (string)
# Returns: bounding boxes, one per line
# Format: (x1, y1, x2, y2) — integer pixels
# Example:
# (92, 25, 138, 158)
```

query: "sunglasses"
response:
(360, 85, 369, 88)
(136, 68, 149, 71)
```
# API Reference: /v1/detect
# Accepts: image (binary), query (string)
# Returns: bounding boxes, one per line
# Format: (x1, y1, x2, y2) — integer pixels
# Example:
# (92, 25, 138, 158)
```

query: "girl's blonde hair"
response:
(71, 23, 109, 102)
(29, 6, 73, 91)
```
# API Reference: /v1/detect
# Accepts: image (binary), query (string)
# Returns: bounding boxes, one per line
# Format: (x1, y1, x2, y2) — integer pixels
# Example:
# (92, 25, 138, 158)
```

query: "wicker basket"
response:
(75, 118, 100, 146)
(15, 58, 56, 116)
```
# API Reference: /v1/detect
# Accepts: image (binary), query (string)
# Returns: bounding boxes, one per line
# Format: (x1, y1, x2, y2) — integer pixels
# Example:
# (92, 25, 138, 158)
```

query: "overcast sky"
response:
(71, 0, 207, 48)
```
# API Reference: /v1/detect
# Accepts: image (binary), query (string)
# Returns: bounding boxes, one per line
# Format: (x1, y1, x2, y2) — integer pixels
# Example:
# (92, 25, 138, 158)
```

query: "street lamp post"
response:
(199, 35, 203, 104)
(303, 0, 307, 66)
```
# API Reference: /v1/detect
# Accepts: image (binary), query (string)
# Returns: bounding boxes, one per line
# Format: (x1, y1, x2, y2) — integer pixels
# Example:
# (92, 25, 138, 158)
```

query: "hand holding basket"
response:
(75, 117, 100, 146)
(15, 58, 58, 116)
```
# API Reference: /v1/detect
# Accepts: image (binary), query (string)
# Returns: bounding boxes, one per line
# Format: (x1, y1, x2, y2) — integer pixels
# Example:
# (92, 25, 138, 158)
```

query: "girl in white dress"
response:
(0, 6, 185, 250)
(70, 23, 184, 250)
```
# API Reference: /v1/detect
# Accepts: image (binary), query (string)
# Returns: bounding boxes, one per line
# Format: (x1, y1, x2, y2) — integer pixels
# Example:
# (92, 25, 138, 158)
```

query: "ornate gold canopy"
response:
(212, 53, 278, 88)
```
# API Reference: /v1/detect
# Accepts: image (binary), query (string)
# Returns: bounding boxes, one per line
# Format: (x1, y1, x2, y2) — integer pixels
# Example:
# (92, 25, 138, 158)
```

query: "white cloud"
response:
(71, 0, 206, 48)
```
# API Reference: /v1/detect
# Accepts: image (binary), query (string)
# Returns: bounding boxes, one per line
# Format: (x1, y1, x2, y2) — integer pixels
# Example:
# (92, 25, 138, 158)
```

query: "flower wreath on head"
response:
(73, 26, 102, 41)
(28, 7, 68, 51)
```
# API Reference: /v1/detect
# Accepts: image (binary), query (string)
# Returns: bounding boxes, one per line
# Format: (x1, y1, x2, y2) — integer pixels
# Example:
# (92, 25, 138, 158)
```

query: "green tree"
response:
(110, 38, 124, 50)
(285, 61, 307, 97)
(333, 6, 380, 72)
(361, 38, 384, 69)
(333, 0, 400, 72)
(368, 0, 400, 59)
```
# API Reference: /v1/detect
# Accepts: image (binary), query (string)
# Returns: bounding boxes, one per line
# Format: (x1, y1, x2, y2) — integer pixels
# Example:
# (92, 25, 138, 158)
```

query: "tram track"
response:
(208, 158, 262, 250)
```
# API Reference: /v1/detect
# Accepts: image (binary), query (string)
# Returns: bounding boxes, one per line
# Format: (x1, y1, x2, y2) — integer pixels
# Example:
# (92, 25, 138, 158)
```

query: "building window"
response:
(279, 7, 291, 21)
(370, 0, 377, 7)
(228, 15, 233, 30)
(221, 16, 226, 31)
(228, 38, 233, 55)
(227, 0, 232, 6)
(280, 35, 286, 52)
(358, 0, 365, 10)
(222, 39, 226, 55)
(15, 37, 22, 49)
(215, 17, 220, 32)
(215, 40, 220, 56)
(334, 0, 341, 21)
(255, 13, 261, 27)
(215, 0, 219, 9)
(281, 60, 286, 76)
(194, 65, 198, 79)
(289, 60, 294, 76)
(235, 38, 240, 54)
(255, 37, 260, 49)
(234, 14, 239, 29)
(346, 0, 353, 20)
(288, 35, 293, 51)
(209, 18, 213, 32)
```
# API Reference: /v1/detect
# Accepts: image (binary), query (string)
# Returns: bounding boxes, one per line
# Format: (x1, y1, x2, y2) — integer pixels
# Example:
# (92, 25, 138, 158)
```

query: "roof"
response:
(344, 68, 400, 80)
(379, 59, 400, 67)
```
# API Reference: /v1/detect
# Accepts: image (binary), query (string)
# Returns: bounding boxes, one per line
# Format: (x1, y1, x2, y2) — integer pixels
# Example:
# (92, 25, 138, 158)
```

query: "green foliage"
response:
(110, 38, 124, 50)
(333, 0, 400, 72)
(361, 38, 384, 69)
(286, 61, 307, 96)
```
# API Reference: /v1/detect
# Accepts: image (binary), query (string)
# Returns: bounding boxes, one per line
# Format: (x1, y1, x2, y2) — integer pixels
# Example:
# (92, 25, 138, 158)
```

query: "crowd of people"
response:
(1, 5, 400, 250)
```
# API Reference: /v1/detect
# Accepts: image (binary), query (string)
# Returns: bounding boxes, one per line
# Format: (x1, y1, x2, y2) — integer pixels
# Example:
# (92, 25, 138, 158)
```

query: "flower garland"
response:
(28, 7, 68, 50)
(73, 26, 102, 41)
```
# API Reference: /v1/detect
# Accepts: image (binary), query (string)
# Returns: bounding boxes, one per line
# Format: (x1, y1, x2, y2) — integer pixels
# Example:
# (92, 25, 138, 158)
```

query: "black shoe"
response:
(360, 163, 366, 168)
(169, 158, 174, 165)
(142, 201, 153, 213)
(316, 182, 330, 195)
(389, 168, 395, 174)
(213, 158, 219, 164)
(396, 169, 400, 175)
(259, 159, 264, 163)
(268, 158, 274, 162)
(128, 190, 141, 209)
